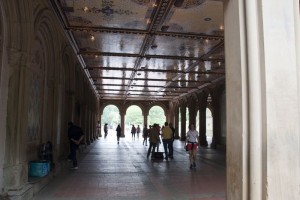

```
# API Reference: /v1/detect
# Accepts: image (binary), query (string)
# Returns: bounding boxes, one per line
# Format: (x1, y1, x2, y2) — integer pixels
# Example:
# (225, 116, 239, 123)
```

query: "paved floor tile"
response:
(34, 134, 226, 200)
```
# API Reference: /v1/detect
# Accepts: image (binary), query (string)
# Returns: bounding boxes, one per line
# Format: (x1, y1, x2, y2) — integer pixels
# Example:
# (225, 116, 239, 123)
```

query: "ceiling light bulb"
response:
(91, 35, 95, 40)
(220, 25, 224, 30)
(83, 6, 89, 12)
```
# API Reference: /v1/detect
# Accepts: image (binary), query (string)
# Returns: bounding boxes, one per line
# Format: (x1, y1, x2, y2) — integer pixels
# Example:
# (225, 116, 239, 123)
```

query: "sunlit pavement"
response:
(34, 131, 226, 200)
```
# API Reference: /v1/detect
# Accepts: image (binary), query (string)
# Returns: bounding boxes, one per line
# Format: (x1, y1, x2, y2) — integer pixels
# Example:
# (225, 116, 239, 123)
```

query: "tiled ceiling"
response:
(50, 0, 225, 101)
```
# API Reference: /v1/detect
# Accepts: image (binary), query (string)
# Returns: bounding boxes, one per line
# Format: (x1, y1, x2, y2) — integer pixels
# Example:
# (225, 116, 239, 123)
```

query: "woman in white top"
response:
(185, 124, 199, 169)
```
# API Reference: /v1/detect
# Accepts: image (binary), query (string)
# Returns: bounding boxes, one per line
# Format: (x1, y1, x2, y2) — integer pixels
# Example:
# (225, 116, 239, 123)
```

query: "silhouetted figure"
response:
(104, 123, 108, 138)
(136, 125, 141, 139)
(147, 124, 160, 158)
(131, 125, 136, 139)
(169, 122, 176, 157)
(67, 122, 84, 169)
(116, 124, 121, 144)
(142, 125, 148, 146)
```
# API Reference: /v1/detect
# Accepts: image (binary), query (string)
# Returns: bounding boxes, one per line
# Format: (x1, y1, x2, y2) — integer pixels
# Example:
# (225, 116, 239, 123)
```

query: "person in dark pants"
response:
(68, 122, 84, 169)
(147, 124, 160, 159)
(104, 123, 108, 138)
(169, 122, 176, 158)
(161, 122, 173, 160)
(116, 124, 121, 144)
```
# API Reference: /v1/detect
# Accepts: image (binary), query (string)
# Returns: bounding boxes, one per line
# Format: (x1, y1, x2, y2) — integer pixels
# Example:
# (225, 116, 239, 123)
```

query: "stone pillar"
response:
(199, 103, 208, 147)
(143, 112, 147, 126)
(4, 48, 33, 198)
(211, 89, 221, 149)
(0, 22, 9, 194)
(120, 112, 125, 137)
(225, 0, 300, 199)
(180, 106, 186, 141)
(188, 104, 196, 127)
(174, 107, 179, 139)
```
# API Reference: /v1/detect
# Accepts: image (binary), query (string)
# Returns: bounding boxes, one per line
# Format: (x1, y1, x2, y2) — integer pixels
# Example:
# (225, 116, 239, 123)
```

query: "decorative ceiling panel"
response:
(59, 0, 156, 29)
(82, 55, 137, 68)
(73, 31, 146, 54)
(147, 35, 222, 57)
(163, 1, 223, 34)
(51, 0, 225, 101)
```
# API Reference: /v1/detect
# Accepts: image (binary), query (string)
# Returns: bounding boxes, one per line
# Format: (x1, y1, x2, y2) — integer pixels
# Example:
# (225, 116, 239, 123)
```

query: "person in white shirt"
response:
(185, 124, 199, 169)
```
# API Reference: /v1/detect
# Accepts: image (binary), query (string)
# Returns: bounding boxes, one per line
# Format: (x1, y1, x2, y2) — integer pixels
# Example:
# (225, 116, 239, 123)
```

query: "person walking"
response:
(147, 124, 160, 159)
(131, 125, 136, 139)
(169, 122, 176, 158)
(185, 124, 199, 169)
(116, 124, 121, 144)
(104, 123, 108, 138)
(136, 125, 141, 139)
(161, 122, 173, 160)
(142, 125, 148, 146)
(156, 124, 161, 152)
(67, 122, 84, 169)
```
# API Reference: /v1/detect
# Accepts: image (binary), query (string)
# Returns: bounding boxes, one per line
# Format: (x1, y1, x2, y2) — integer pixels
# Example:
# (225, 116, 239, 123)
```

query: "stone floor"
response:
(33, 133, 226, 200)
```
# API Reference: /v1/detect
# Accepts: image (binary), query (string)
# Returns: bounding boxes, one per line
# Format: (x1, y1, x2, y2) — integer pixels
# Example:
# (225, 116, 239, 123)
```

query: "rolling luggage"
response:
(151, 152, 164, 160)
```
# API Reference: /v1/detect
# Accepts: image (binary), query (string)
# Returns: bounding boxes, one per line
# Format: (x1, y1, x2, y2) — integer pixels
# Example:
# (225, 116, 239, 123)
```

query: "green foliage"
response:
(101, 105, 166, 129)
(148, 106, 165, 126)
(125, 105, 143, 126)
(101, 105, 120, 127)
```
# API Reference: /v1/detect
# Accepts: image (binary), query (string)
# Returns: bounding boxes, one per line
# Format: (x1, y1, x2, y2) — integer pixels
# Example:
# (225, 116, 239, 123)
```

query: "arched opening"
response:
(101, 105, 120, 138)
(125, 105, 143, 138)
(147, 105, 165, 127)
(186, 107, 189, 132)
(196, 110, 200, 131)
(178, 109, 181, 137)
(206, 108, 213, 147)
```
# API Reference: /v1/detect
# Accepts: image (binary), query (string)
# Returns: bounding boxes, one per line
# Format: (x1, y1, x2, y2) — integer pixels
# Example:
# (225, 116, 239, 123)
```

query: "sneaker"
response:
(70, 166, 78, 170)
(193, 162, 196, 168)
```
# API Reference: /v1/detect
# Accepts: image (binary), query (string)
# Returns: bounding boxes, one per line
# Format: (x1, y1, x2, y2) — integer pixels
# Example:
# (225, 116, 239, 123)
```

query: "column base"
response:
(7, 184, 33, 200)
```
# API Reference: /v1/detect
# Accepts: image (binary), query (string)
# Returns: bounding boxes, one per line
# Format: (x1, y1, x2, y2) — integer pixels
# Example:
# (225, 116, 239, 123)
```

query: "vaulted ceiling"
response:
(51, 0, 225, 101)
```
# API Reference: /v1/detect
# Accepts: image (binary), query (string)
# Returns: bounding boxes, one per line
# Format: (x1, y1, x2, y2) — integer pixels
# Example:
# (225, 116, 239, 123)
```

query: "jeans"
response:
(162, 139, 173, 158)
(69, 143, 78, 167)
(147, 142, 157, 158)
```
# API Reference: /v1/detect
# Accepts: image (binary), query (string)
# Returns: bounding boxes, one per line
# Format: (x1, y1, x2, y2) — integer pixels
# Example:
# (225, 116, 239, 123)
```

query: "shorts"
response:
(187, 143, 198, 151)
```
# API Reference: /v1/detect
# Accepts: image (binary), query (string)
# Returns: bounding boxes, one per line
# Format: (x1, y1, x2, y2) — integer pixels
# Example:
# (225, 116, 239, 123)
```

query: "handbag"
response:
(185, 144, 189, 151)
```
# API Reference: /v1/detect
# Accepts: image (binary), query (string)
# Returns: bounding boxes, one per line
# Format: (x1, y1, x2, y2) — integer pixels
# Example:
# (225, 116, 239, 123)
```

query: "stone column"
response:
(188, 100, 197, 127)
(120, 111, 125, 137)
(143, 112, 147, 126)
(225, 0, 300, 199)
(199, 103, 208, 147)
(174, 107, 179, 139)
(211, 89, 221, 149)
(180, 106, 186, 141)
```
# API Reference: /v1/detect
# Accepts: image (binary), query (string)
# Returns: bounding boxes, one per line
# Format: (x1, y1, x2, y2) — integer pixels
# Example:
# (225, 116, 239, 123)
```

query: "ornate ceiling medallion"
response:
(78, 0, 137, 22)
(177, 0, 205, 9)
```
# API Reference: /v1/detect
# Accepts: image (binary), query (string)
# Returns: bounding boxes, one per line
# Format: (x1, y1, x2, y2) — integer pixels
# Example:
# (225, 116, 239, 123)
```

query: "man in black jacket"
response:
(67, 122, 84, 169)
